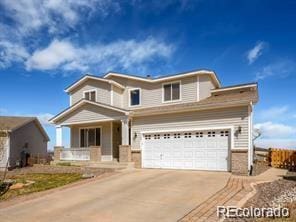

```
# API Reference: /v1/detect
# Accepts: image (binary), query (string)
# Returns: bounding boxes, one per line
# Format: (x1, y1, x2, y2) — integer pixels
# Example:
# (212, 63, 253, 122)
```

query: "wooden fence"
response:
(269, 148, 296, 170)
(27, 154, 52, 166)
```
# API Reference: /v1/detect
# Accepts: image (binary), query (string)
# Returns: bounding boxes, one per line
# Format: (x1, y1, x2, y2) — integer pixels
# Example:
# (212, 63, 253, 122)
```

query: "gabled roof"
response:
(65, 74, 125, 93)
(0, 116, 50, 141)
(104, 69, 221, 87)
(211, 82, 258, 93)
(49, 99, 129, 124)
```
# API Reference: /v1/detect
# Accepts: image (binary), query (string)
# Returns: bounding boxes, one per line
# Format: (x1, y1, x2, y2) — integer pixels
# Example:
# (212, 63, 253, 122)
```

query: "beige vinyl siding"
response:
(70, 79, 111, 105)
(131, 106, 249, 150)
(109, 76, 198, 109)
(199, 74, 216, 100)
(9, 121, 47, 168)
(56, 104, 125, 125)
(70, 122, 112, 155)
(113, 86, 123, 108)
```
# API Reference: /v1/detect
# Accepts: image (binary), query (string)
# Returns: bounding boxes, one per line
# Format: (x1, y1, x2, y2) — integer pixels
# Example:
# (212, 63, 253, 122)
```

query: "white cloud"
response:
(0, 41, 30, 68)
(254, 121, 296, 139)
(255, 139, 296, 149)
(0, 0, 120, 35)
(26, 40, 77, 71)
(257, 106, 289, 120)
(25, 38, 174, 72)
(247, 41, 266, 64)
(0, 0, 120, 69)
(255, 59, 295, 80)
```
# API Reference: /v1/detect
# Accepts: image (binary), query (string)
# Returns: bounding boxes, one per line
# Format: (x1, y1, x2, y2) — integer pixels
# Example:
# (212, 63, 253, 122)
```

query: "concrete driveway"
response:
(0, 169, 230, 222)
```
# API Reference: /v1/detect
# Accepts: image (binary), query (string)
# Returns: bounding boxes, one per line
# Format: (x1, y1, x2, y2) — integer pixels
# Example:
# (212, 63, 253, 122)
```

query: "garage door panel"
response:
(142, 129, 229, 171)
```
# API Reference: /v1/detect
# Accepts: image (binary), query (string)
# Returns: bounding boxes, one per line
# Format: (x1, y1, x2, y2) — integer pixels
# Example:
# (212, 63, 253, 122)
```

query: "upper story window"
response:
(129, 88, 141, 106)
(163, 82, 181, 102)
(83, 89, 96, 102)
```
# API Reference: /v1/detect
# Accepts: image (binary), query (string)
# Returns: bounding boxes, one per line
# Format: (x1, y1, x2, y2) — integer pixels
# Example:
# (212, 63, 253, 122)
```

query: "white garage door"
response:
(142, 129, 230, 171)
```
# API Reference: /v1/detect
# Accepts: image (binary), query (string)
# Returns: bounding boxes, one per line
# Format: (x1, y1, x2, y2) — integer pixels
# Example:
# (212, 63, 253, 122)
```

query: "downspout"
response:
(248, 102, 254, 175)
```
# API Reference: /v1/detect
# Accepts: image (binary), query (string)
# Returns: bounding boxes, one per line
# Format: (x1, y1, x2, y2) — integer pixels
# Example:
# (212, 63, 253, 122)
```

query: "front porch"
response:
(50, 100, 133, 164)
(54, 119, 131, 163)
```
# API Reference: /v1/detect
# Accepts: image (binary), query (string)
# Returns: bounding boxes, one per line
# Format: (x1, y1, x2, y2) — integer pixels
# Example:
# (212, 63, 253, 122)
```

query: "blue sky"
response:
(0, 0, 296, 149)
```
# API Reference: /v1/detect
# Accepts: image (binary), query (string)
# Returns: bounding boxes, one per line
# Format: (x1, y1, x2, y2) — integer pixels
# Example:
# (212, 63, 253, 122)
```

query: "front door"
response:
(80, 127, 101, 147)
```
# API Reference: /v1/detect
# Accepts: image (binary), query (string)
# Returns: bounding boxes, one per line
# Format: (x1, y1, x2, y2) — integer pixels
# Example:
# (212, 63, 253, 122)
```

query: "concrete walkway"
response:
(0, 169, 230, 222)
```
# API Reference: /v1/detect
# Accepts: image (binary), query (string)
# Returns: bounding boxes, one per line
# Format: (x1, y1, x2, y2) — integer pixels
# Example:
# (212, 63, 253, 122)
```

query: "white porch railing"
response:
(60, 148, 91, 161)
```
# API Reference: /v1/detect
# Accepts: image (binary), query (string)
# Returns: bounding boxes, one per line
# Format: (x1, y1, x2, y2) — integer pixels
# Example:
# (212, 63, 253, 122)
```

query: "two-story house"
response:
(50, 69, 258, 175)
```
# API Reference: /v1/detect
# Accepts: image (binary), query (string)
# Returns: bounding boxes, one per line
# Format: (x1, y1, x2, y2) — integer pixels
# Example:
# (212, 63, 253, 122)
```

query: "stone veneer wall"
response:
(89, 146, 101, 161)
(231, 150, 249, 175)
(131, 150, 141, 168)
(119, 145, 131, 162)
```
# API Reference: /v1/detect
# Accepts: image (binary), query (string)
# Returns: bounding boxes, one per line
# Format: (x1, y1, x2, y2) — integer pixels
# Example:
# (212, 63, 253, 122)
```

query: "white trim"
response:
(128, 87, 141, 107)
(196, 75, 200, 101)
(248, 102, 254, 171)
(121, 118, 129, 145)
(110, 85, 114, 106)
(110, 121, 113, 159)
(50, 99, 129, 123)
(78, 126, 102, 148)
(83, 89, 97, 101)
(69, 95, 72, 106)
(61, 118, 120, 126)
(65, 75, 125, 93)
(104, 70, 221, 88)
(140, 125, 234, 171)
(211, 84, 257, 93)
(162, 80, 182, 103)
(101, 155, 113, 161)
(56, 125, 63, 146)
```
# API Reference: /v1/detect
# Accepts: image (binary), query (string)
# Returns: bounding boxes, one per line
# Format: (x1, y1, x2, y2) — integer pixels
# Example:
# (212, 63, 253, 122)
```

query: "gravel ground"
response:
(0, 164, 114, 177)
(225, 177, 296, 222)
(252, 161, 270, 176)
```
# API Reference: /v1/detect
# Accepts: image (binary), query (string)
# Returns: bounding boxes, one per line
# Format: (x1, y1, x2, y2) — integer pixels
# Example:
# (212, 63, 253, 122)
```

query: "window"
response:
(80, 128, 101, 147)
(154, 134, 160, 139)
(208, 131, 216, 137)
(174, 133, 181, 138)
(164, 134, 170, 139)
(84, 90, 96, 102)
(129, 89, 140, 106)
(196, 132, 203, 138)
(145, 135, 151, 140)
(184, 132, 192, 138)
(163, 82, 180, 102)
(220, 131, 229, 137)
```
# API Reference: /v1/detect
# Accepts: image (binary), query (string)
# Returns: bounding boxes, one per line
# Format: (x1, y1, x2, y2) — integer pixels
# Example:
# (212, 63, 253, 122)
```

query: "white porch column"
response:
(121, 118, 129, 145)
(56, 125, 63, 146)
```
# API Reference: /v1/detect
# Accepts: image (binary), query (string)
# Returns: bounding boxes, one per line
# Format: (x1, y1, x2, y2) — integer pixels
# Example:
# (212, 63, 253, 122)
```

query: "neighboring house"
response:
(0, 116, 49, 170)
(50, 69, 258, 175)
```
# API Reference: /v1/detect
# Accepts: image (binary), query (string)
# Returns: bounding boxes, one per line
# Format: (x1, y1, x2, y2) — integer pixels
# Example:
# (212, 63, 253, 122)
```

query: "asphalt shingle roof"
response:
(0, 116, 35, 131)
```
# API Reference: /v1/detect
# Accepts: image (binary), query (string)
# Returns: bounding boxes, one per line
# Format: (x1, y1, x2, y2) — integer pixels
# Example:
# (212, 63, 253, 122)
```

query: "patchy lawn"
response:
(0, 173, 81, 201)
